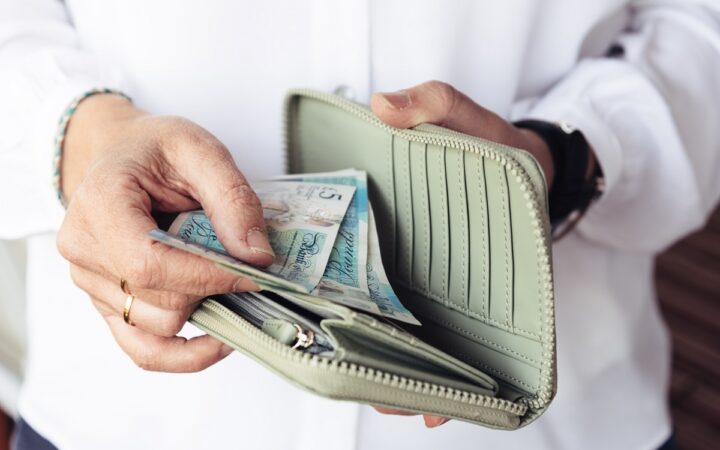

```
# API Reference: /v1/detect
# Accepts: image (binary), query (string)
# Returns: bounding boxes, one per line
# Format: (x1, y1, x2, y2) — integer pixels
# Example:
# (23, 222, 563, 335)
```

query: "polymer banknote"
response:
(271, 169, 370, 297)
(167, 180, 355, 292)
(149, 170, 419, 324)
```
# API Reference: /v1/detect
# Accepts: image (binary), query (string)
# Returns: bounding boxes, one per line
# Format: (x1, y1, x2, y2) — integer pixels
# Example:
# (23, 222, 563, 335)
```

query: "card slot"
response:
(393, 137, 413, 284)
(465, 153, 490, 318)
(426, 144, 450, 300)
(505, 167, 516, 328)
(445, 147, 470, 309)
(410, 142, 431, 292)
(322, 320, 498, 396)
(408, 309, 542, 396)
(507, 172, 542, 335)
(485, 159, 514, 327)
(381, 133, 397, 277)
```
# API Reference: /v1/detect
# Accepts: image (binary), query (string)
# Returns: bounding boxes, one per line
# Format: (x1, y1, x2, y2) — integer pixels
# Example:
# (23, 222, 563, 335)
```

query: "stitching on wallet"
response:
(431, 317, 542, 366)
(403, 141, 413, 282)
(399, 281, 542, 340)
(498, 162, 511, 327)
(439, 148, 448, 298)
(457, 150, 468, 306)
(387, 134, 396, 270)
(476, 156, 488, 319)
(451, 350, 539, 392)
(421, 145, 431, 291)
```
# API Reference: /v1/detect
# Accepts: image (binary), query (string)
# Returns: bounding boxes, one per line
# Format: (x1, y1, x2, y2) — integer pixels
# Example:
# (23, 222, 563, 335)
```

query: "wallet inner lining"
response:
(288, 94, 551, 404)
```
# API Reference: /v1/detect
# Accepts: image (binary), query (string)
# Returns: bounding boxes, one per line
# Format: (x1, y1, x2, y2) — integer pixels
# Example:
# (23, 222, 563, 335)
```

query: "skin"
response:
(58, 80, 554, 428)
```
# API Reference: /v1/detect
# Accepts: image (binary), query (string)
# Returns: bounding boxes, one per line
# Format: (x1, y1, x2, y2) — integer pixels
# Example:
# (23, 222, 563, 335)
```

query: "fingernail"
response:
(435, 418, 450, 427)
(220, 344, 234, 357)
(246, 227, 275, 258)
(381, 91, 411, 110)
(425, 417, 450, 428)
(232, 277, 260, 293)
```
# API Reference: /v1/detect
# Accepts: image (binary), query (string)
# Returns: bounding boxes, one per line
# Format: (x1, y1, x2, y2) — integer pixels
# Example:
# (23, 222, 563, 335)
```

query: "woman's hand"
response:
(57, 94, 275, 372)
(369, 80, 553, 428)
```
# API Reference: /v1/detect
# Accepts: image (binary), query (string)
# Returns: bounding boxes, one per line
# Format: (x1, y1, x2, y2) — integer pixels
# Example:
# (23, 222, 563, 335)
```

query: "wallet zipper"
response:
(192, 299, 528, 417)
(283, 90, 556, 410)
(222, 293, 334, 354)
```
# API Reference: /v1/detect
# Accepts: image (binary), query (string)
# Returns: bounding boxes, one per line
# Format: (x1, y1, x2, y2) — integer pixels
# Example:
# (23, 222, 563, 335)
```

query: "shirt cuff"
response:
(0, 51, 107, 238)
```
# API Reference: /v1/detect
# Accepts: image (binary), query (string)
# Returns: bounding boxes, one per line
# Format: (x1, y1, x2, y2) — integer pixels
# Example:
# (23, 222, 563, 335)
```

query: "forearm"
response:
(0, 0, 120, 238)
(521, 1, 720, 252)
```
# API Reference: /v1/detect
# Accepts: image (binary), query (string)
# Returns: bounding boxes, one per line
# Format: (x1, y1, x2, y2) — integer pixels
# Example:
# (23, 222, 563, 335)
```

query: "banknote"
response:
(365, 207, 420, 325)
(147, 229, 307, 293)
(269, 170, 422, 323)
(272, 169, 370, 296)
(270, 180, 419, 325)
(266, 207, 420, 325)
(167, 180, 356, 292)
(149, 171, 419, 325)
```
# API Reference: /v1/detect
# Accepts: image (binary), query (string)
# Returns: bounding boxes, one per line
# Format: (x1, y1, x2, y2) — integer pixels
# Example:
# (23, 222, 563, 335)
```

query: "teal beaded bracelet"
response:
(53, 88, 131, 208)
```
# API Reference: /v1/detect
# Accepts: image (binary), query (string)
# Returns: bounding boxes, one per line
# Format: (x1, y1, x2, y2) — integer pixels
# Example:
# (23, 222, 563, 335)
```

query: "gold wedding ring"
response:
(123, 294, 136, 325)
(120, 278, 132, 296)
(121, 279, 135, 325)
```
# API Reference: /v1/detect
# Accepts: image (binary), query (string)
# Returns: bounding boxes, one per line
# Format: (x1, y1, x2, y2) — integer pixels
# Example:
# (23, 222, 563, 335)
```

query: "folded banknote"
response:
(149, 170, 420, 325)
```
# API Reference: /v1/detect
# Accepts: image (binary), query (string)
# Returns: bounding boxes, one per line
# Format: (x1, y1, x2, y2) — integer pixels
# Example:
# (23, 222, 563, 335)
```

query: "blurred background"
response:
(656, 208, 720, 449)
(0, 209, 717, 449)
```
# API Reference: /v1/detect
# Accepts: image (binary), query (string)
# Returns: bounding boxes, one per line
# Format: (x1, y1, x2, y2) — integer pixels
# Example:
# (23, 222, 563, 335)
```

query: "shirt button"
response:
(333, 85, 356, 100)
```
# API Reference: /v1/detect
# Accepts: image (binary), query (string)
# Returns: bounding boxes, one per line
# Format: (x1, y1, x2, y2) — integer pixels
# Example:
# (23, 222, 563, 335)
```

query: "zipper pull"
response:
(291, 324, 315, 350)
(262, 319, 315, 350)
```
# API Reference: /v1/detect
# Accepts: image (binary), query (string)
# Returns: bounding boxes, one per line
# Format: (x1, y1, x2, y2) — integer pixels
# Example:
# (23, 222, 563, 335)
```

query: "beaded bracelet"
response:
(53, 88, 131, 208)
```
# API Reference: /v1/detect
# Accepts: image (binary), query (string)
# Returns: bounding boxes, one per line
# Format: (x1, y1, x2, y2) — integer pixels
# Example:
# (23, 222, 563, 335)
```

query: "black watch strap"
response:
(513, 119, 604, 233)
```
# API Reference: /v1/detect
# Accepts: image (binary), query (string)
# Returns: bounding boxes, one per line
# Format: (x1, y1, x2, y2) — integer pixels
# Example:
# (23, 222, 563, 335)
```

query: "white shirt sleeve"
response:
(526, 0, 720, 253)
(0, 1, 117, 239)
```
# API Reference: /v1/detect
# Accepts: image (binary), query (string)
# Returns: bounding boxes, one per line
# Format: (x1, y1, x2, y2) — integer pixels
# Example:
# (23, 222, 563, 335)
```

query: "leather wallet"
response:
(189, 89, 556, 429)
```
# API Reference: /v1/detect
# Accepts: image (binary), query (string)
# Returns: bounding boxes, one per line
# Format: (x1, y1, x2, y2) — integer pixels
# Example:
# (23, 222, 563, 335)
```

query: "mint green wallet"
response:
(189, 90, 556, 429)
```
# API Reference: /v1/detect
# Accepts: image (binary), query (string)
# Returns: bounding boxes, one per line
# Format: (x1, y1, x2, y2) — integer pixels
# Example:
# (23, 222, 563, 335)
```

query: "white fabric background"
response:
(1, 1, 719, 449)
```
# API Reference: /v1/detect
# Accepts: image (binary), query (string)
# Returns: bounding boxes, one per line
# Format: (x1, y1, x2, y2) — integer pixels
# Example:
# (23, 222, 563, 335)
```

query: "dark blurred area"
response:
(656, 207, 720, 450)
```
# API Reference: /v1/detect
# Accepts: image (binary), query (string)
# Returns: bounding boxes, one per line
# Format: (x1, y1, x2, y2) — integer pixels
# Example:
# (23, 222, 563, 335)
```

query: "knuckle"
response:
(124, 254, 159, 291)
(158, 313, 186, 337)
(166, 292, 190, 311)
(425, 80, 454, 97)
(226, 182, 261, 211)
(126, 242, 170, 290)
(166, 118, 226, 155)
(425, 80, 458, 111)
(68, 265, 84, 288)
(132, 346, 160, 371)
(56, 224, 82, 265)
(192, 274, 227, 297)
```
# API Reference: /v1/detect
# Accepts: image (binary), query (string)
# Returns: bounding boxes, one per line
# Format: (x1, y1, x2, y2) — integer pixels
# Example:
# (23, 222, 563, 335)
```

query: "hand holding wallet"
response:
(185, 90, 556, 429)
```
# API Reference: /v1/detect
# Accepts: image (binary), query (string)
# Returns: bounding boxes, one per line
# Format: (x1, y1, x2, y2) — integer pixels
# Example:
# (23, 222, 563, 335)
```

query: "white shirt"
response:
(1, 1, 720, 449)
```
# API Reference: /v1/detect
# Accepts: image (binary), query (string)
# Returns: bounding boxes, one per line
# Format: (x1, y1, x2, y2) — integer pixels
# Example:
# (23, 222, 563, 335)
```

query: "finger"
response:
(423, 415, 451, 428)
(73, 266, 199, 337)
(373, 406, 418, 416)
(72, 264, 203, 310)
(105, 314, 234, 372)
(169, 134, 275, 266)
(59, 188, 260, 296)
(371, 80, 513, 142)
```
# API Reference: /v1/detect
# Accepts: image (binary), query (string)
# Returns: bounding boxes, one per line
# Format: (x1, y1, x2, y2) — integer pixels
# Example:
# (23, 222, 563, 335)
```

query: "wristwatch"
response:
(513, 119, 605, 239)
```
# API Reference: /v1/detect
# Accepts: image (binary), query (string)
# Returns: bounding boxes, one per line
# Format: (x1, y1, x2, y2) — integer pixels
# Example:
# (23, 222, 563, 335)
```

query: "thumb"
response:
(175, 141, 275, 267)
(370, 80, 512, 142)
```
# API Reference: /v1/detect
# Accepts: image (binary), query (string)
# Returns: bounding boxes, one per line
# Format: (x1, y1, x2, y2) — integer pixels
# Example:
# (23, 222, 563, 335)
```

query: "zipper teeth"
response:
(193, 300, 528, 416)
(283, 89, 556, 410)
